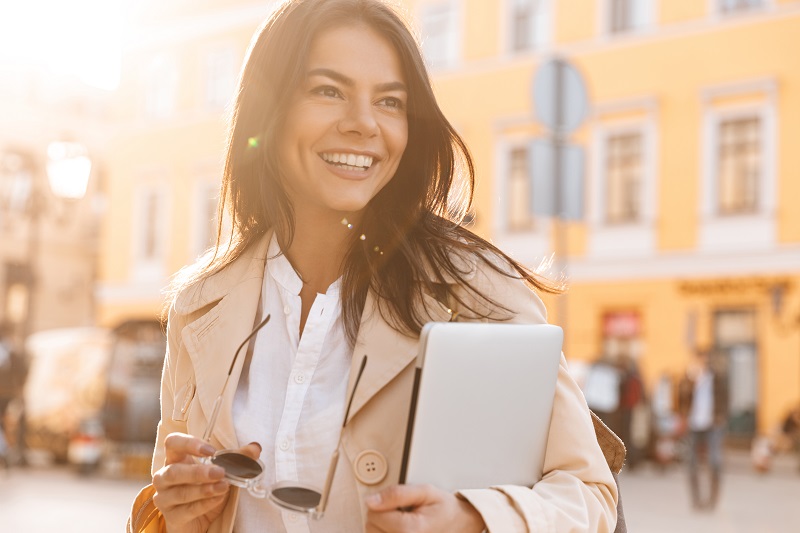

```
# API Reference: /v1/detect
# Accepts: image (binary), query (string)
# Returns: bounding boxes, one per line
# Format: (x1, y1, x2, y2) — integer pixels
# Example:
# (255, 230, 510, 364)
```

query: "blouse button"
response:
(294, 373, 305, 384)
(284, 305, 291, 315)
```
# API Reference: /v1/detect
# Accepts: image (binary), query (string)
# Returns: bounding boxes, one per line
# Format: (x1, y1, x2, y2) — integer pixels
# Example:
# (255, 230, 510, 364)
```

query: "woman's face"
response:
(277, 24, 409, 223)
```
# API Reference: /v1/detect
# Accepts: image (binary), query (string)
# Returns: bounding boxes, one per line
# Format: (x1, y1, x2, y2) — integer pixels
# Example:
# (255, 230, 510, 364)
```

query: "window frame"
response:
(504, 0, 553, 54)
(201, 43, 238, 111)
(699, 80, 777, 252)
(713, 0, 770, 16)
(588, 104, 658, 258)
(418, 0, 462, 71)
(601, 0, 657, 36)
(132, 181, 170, 281)
(143, 53, 179, 120)
(492, 136, 551, 265)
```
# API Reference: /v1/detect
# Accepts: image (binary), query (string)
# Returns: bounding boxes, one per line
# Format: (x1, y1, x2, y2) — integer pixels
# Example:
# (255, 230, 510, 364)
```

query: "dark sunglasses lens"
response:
(271, 486, 322, 509)
(211, 452, 263, 479)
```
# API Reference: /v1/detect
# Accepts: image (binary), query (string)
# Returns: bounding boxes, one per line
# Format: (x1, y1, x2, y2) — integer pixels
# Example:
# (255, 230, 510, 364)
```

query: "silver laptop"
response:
(399, 322, 563, 492)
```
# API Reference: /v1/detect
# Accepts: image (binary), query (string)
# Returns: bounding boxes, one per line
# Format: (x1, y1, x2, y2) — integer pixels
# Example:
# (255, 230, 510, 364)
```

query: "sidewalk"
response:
(620, 449, 800, 533)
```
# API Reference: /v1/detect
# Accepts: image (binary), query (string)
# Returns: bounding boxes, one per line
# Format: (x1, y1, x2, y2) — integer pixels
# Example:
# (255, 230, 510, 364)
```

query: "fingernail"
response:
(209, 466, 225, 479)
(200, 444, 216, 456)
(365, 493, 381, 507)
(249, 441, 262, 452)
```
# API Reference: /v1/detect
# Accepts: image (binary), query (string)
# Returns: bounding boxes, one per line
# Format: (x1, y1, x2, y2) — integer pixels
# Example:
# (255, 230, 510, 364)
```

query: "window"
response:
(0, 151, 33, 215)
(717, 116, 760, 215)
(144, 55, 178, 119)
(511, 0, 550, 52)
(204, 47, 236, 109)
(605, 132, 643, 224)
(141, 190, 161, 261)
(510, 0, 550, 52)
(420, 1, 458, 69)
(133, 184, 168, 280)
(588, 107, 657, 258)
(608, 0, 652, 34)
(719, 0, 765, 14)
(507, 146, 535, 232)
(193, 181, 221, 256)
(699, 79, 776, 252)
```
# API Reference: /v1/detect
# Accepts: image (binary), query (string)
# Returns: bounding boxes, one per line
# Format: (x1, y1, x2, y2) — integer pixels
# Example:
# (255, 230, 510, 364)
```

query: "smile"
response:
(320, 152, 375, 171)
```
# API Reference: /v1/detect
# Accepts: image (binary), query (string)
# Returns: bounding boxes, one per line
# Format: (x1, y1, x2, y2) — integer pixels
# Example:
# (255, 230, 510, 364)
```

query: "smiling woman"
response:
(0, 0, 125, 90)
(129, 1, 623, 533)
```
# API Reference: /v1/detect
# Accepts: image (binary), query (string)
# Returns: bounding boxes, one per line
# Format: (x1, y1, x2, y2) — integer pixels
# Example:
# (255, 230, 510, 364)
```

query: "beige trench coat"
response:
(152, 234, 622, 532)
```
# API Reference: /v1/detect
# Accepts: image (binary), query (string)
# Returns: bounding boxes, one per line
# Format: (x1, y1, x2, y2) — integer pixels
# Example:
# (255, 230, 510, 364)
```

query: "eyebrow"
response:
(307, 68, 407, 93)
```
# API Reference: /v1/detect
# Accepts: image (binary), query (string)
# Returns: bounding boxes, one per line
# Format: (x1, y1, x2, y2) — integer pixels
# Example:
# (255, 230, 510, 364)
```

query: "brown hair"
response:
(169, 0, 560, 342)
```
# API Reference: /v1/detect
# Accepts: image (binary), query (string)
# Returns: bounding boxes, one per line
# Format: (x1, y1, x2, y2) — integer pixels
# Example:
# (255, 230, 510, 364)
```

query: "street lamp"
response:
(46, 142, 92, 201)
(0, 142, 92, 347)
(0, 142, 93, 465)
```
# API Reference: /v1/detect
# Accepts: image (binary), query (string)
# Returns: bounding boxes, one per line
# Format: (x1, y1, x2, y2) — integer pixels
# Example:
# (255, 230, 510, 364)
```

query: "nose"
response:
(337, 98, 379, 137)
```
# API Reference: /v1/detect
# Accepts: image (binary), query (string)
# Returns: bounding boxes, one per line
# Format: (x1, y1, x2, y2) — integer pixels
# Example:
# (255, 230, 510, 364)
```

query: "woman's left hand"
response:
(364, 484, 485, 533)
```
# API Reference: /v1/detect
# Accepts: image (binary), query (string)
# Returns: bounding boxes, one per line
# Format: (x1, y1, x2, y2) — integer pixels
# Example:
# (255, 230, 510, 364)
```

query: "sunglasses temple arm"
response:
(201, 390, 224, 443)
(317, 447, 340, 515)
(200, 314, 271, 444)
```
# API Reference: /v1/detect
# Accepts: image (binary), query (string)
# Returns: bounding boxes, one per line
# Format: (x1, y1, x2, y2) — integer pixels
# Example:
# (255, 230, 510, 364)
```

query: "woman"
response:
(132, 0, 623, 531)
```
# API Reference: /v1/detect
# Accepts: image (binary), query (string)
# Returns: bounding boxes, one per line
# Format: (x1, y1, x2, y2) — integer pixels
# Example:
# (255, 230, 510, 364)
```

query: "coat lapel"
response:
(345, 290, 454, 423)
(177, 235, 270, 451)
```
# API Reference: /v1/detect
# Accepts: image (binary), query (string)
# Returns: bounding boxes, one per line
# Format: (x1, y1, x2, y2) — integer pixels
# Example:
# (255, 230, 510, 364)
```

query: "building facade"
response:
(99, 0, 800, 437)
(0, 67, 107, 350)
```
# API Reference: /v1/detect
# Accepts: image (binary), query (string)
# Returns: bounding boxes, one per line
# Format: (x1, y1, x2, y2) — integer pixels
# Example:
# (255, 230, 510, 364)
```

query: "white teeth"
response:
(321, 152, 374, 169)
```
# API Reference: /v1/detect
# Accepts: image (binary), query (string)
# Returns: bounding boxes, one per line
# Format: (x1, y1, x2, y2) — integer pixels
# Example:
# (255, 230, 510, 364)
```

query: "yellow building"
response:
(100, 0, 800, 439)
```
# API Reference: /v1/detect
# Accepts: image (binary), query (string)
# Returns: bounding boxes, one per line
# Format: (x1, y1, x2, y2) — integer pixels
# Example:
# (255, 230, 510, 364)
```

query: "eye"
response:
(312, 85, 342, 99)
(379, 96, 405, 110)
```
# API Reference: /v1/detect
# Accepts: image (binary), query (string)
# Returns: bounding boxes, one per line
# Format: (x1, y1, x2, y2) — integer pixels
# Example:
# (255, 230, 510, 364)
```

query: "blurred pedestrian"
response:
(678, 348, 729, 511)
(619, 355, 648, 468)
(651, 372, 680, 468)
(777, 403, 800, 472)
(583, 354, 623, 438)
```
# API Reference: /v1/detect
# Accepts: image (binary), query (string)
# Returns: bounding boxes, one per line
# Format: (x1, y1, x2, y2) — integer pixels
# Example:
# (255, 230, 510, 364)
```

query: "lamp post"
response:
(0, 142, 92, 464)
(0, 142, 91, 348)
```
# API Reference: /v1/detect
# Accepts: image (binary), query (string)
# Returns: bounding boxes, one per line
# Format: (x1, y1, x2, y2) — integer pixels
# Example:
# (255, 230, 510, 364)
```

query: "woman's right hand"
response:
(152, 433, 260, 533)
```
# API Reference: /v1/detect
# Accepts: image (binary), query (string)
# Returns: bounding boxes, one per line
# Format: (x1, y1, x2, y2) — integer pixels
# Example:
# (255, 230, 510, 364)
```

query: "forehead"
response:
(305, 24, 405, 85)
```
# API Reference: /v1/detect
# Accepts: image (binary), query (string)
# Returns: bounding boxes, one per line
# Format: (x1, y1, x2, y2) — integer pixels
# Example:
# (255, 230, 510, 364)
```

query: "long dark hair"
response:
(170, 0, 559, 342)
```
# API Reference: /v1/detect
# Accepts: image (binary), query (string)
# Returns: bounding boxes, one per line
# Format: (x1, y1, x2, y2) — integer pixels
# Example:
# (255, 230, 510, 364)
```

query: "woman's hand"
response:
(364, 484, 485, 533)
(152, 433, 261, 533)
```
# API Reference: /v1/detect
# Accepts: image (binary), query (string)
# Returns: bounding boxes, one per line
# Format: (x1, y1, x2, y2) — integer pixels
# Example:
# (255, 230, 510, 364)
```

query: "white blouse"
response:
(232, 236, 361, 533)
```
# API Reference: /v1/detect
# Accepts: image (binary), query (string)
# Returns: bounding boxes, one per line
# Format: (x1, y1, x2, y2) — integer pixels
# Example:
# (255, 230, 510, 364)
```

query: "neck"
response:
(284, 209, 361, 294)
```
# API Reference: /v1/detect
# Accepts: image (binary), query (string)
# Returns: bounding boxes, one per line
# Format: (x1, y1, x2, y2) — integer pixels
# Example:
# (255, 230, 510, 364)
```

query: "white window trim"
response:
(143, 53, 179, 120)
(191, 179, 221, 259)
(492, 136, 551, 267)
(132, 182, 170, 281)
(598, 0, 658, 38)
(500, 0, 553, 56)
(709, 0, 773, 19)
(588, 105, 658, 258)
(699, 80, 777, 252)
(418, 0, 463, 71)
(199, 41, 238, 111)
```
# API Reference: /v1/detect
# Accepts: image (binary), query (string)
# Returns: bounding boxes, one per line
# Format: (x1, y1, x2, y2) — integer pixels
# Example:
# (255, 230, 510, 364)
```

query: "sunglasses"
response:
(199, 313, 368, 519)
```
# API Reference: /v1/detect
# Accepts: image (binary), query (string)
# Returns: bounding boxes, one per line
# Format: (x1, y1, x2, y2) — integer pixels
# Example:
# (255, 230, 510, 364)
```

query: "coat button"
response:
(353, 449, 388, 485)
